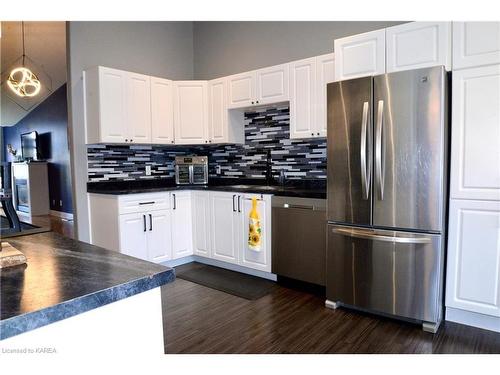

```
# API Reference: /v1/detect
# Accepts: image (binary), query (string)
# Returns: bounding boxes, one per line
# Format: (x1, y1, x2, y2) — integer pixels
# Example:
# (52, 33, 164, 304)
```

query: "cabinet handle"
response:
(311, 133, 314, 136)
(237, 195, 241, 213)
(251, 101, 254, 105)
(172, 193, 176, 210)
(143, 215, 146, 232)
(171, 140, 174, 144)
(232, 194, 236, 212)
(256, 100, 259, 104)
(125, 139, 129, 142)
(139, 201, 155, 205)
(130, 139, 133, 142)
(149, 214, 152, 231)
(317, 132, 320, 136)
(209, 140, 212, 143)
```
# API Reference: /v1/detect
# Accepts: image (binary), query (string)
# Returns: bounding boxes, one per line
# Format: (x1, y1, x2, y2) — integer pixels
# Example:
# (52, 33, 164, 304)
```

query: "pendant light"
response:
(7, 22, 41, 98)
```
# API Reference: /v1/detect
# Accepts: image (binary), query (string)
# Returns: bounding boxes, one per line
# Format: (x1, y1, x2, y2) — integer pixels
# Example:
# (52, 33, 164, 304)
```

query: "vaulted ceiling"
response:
(1, 21, 67, 126)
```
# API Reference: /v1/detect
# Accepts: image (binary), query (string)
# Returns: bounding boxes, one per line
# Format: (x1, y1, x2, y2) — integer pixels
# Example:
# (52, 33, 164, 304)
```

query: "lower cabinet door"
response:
(171, 192, 193, 259)
(146, 209, 172, 263)
(119, 212, 148, 260)
(446, 199, 500, 317)
(239, 194, 271, 272)
(192, 191, 211, 257)
(210, 192, 239, 264)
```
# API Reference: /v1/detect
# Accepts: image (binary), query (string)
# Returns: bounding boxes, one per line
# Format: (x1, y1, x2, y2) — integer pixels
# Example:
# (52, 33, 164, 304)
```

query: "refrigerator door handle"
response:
(375, 99, 385, 200)
(360, 101, 370, 200)
(331, 227, 431, 244)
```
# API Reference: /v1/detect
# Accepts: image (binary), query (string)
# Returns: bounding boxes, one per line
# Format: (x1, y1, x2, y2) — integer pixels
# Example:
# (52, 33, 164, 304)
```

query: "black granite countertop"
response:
(87, 178, 327, 199)
(0, 232, 175, 340)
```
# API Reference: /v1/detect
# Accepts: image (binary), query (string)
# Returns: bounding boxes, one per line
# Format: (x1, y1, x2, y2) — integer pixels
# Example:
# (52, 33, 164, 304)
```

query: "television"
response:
(21, 131, 40, 161)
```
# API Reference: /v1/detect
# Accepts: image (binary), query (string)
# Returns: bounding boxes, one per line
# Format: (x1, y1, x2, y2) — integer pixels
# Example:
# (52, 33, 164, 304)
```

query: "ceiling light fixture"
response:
(7, 22, 41, 98)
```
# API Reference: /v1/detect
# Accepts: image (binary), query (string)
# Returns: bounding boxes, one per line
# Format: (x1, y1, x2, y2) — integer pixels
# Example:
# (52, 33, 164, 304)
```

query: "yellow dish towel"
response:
(248, 197, 262, 252)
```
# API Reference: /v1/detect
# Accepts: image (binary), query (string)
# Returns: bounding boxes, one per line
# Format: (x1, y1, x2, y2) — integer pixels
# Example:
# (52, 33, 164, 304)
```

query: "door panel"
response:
(327, 77, 373, 225)
(151, 77, 174, 144)
(192, 191, 211, 257)
(147, 209, 172, 263)
(373, 67, 447, 232)
(327, 224, 443, 322)
(119, 212, 147, 260)
(210, 192, 239, 264)
(98, 67, 128, 143)
(171, 192, 193, 259)
(127, 72, 152, 143)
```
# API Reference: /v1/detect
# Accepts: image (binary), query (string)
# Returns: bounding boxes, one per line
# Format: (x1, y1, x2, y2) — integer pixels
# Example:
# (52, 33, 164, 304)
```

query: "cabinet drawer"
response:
(118, 192, 171, 214)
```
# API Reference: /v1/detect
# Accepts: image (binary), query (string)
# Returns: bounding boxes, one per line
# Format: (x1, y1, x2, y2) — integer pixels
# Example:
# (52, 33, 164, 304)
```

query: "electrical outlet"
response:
(216, 165, 221, 175)
(59, 200, 63, 207)
(145, 165, 152, 176)
(52, 199, 56, 206)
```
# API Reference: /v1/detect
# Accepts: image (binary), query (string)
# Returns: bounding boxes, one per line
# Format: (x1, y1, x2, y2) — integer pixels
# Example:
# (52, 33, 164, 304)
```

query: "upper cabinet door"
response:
(450, 65, 500, 201)
(315, 53, 335, 137)
(453, 22, 500, 69)
(255, 64, 289, 105)
(173, 81, 209, 145)
(97, 67, 128, 143)
(151, 77, 174, 145)
(227, 71, 256, 109)
(289, 57, 316, 139)
(386, 22, 451, 72)
(334, 29, 385, 81)
(126, 72, 152, 143)
(208, 78, 228, 144)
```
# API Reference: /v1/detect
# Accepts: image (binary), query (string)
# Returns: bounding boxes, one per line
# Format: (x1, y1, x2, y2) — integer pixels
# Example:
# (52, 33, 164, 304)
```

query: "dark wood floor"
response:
(164, 276, 500, 354)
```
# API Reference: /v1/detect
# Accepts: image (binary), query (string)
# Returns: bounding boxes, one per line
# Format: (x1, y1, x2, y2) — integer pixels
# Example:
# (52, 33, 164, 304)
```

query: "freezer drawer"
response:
(327, 224, 443, 323)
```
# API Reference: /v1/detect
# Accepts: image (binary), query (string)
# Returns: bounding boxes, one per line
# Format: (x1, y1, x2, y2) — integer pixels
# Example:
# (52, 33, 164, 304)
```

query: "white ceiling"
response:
(1, 21, 67, 126)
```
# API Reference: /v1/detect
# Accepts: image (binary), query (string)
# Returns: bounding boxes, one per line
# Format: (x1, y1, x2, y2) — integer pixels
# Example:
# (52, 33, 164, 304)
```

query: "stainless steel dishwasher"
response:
(272, 196, 327, 286)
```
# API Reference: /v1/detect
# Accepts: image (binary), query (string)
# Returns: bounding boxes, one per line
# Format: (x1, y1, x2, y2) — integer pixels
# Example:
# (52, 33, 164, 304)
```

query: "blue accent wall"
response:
(2, 84, 73, 214)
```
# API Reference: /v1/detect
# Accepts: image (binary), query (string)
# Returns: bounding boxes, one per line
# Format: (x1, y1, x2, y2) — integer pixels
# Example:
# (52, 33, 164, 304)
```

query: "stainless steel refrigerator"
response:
(325, 66, 449, 333)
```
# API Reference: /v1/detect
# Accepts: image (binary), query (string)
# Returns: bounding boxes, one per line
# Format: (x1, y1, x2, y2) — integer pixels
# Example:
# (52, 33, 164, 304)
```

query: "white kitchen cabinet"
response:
(119, 212, 148, 260)
(446, 199, 500, 318)
(170, 191, 193, 259)
(289, 57, 317, 139)
(192, 191, 211, 257)
(334, 29, 386, 81)
(85, 66, 128, 143)
(227, 71, 256, 109)
(450, 65, 500, 201)
(453, 22, 500, 70)
(239, 194, 272, 272)
(151, 76, 174, 145)
(315, 53, 335, 137)
(126, 72, 152, 143)
(173, 81, 209, 145)
(210, 191, 240, 264)
(386, 22, 451, 72)
(255, 64, 289, 105)
(208, 78, 244, 144)
(147, 209, 173, 263)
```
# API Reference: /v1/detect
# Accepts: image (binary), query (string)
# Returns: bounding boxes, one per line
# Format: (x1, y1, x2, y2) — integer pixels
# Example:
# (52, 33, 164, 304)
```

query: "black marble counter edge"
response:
(87, 178, 327, 199)
(0, 269, 175, 341)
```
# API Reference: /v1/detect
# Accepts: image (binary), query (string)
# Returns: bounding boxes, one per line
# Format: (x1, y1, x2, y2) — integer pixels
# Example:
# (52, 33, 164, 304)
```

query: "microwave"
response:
(175, 156, 208, 185)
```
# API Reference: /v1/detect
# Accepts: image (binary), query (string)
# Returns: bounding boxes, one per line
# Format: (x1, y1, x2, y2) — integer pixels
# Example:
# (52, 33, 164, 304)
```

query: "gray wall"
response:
(67, 21, 194, 241)
(193, 21, 406, 79)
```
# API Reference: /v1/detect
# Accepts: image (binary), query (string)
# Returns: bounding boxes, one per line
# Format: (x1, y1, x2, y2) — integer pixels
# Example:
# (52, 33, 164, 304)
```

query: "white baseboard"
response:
(446, 307, 500, 333)
(50, 210, 74, 220)
(162, 255, 277, 281)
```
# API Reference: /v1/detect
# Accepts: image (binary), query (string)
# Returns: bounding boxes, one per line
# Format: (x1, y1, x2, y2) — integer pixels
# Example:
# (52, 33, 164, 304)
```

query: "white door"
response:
(174, 81, 208, 145)
(171, 192, 193, 259)
(119, 212, 148, 260)
(151, 77, 174, 145)
(239, 194, 271, 272)
(255, 64, 289, 105)
(289, 57, 316, 139)
(210, 192, 239, 264)
(453, 22, 500, 69)
(446, 199, 500, 317)
(98, 67, 128, 143)
(146, 209, 172, 263)
(208, 78, 228, 144)
(315, 53, 335, 137)
(126, 72, 152, 143)
(227, 71, 256, 109)
(192, 191, 211, 257)
(386, 22, 451, 72)
(450, 65, 500, 201)
(334, 29, 386, 81)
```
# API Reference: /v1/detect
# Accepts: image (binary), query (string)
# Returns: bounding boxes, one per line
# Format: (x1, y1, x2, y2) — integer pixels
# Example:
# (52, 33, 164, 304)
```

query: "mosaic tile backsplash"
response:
(87, 106, 327, 182)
